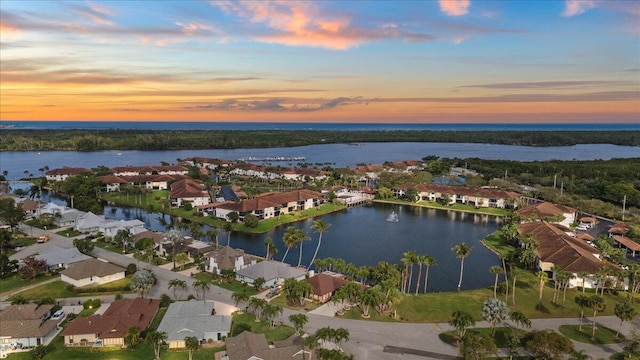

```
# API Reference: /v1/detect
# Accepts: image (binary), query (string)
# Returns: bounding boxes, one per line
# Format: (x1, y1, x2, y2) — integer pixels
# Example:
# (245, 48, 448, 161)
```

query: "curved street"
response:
(7, 224, 638, 359)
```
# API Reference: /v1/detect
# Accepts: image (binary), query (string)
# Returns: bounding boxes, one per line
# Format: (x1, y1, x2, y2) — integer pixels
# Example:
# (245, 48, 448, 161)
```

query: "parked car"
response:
(51, 310, 65, 320)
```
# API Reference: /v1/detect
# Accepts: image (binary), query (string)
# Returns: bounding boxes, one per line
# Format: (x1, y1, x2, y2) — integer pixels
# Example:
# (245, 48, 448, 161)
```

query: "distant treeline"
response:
(1, 129, 639, 151)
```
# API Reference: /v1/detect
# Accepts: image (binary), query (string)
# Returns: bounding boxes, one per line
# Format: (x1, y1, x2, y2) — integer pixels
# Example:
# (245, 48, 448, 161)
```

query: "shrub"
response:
(160, 294, 171, 307)
(231, 323, 252, 337)
(83, 299, 101, 310)
(126, 263, 137, 275)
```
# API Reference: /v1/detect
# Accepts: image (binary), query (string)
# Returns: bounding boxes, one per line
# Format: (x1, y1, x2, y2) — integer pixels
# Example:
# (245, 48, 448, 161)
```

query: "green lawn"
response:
(340, 271, 635, 323)
(55, 229, 82, 237)
(149, 307, 168, 330)
(481, 231, 517, 259)
(9, 277, 132, 300)
(0, 273, 59, 294)
(269, 293, 321, 311)
(439, 327, 517, 348)
(192, 272, 258, 296)
(559, 324, 624, 344)
(231, 312, 295, 342)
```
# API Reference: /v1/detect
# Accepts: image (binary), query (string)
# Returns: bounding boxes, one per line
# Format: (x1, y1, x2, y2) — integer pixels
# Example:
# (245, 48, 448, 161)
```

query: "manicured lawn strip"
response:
(55, 229, 82, 237)
(375, 199, 508, 216)
(193, 272, 258, 296)
(0, 273, 59, 294)
(231, 312, 295, 342)
(481, 231, 517, 259)
(149, 307, 168, 330)
(439, 327, 516, 348)
(268, 294, 320, 311)
(559, 324, 624, 344)
(9, 277, 132, 300)
(342, 271, 631, 323)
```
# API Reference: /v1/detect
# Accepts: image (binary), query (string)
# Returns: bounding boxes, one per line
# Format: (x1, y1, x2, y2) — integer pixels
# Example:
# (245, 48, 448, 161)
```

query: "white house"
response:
(235, 261, 307, 288)
(169, 179, 210, 208)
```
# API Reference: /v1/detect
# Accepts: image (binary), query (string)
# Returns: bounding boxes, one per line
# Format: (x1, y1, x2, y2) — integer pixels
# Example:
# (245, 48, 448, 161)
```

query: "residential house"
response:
(53, 209, 85, 227)
(395, 183, 520, 209)
(612, 235, 640, 258)
(110, 165, 188, 177)
(0, 304, 58, 348)
(305, 272, 349, 303)
(17, 199, 44, 220)
(609, 223, 631, 237)
(517, 201, 576, 227)
(518, 221, 620, 289)
(204, 247, 258, 275)
(157, 300, 232, 348)
(34, 245, 92, 272)
(60, 258, 126, 287)
(45, 167, 91, 182)
(99, 174, 187, 192)
(62, 298, 160, 347)
(235, 261, 307, 288)
(75, 212, 104, 233)
(170, 179, 210, 208)
(201, 189, 323, 222)
(101, 219, 146, 238)
(223, 331, 311, 360)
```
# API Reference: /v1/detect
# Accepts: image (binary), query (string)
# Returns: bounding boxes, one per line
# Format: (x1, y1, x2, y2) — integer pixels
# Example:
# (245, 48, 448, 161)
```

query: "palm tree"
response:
(614, 302, 637, 337)
(281, 226, 299, 264)
(575, 294, 589, 331)
(248, 297, 267, 321)
(450, 310, 475, 342)
(586, 295, 606, 340)
(309, 219, 331, 269)
(289, 313, 309, 335)
(192, 279, 211, 304)
(490, 265, 503, 298)
(146, 329, 167, 360)
(166, 229, 183, 269)
(223, 222, 233, 247)
(264, 236, 277, 261)
(232, 291, 250, 312)
(414, 255, 424, 295)
(578, 271, 591, 293)
(296, 229, 311, 268)
(206, 229, 219, 247)
(184, 336, 200, 360)
(168, 279, 187, 301)
(452, 242, 472, 291)
(262, 303, 283, 329)
(536, 271, 548, 309)
(509, 310, 531, 329)
(423, 254, 436, 293)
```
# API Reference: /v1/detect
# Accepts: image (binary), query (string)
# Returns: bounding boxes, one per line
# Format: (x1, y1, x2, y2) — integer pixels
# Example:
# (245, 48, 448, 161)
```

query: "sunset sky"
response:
(1, 0, 638, 123)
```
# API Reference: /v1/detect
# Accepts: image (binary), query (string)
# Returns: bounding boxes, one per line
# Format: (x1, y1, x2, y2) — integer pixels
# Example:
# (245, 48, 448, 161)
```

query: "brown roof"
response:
(19, 198, 43, 212)
(205, 246, 257, 271)
(518, 222, 619, 273)
(609, 223, 631, 235)
(0, 304, 53, 321)
(574, 233, 595, 242)
(60, 258, 125, 280)
(100, 174, 187, 184)
(398, 183, 520, 201)
(131, 230, 166, 244)
(306, 272, 349, 297)
(46, 167, 91, 176)
(170, 179, 209, 200)
(0, 319, 58, 339)
(215, 189, 322, 213)
(579, 217, 597, 224)
(612, 235, 640, 251)
(517, 202, 575, 219)
(62, 298, 160, 339)
(111, 165, 187, 174)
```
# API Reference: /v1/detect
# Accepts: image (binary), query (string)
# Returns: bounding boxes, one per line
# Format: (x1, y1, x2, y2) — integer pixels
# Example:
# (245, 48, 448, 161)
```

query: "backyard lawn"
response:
(0, 273, 59, 294)
(231, 312, 295, 342)
(192, 272, 258, 296)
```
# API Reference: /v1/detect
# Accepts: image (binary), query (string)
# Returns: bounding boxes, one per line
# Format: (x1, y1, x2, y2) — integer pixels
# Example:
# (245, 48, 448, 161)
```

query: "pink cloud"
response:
(212, 0, 435, 49)
(439, 0, 471, 16)
(562, 0, 596, 17)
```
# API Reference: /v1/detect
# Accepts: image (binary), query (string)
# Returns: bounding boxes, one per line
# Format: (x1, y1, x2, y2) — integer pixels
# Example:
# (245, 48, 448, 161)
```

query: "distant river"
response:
(1, 142, 638, 180)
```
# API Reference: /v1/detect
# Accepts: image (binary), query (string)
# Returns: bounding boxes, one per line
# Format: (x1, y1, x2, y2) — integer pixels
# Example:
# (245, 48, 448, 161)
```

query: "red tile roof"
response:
(305, 272, 349, 297)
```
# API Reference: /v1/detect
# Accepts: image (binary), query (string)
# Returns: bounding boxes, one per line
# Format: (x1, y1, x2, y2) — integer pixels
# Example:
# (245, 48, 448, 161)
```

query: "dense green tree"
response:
(184, 336, 200, 360)
(525, 330, 574, 359)
(73, 238, 94, 254)
(460, 332, 497, 360)
(124, 326, 141, 349)
(0, 253, 18, 278)
(18, 256, 47, 279)
(615, 302, 637, 338)
(0, 198, 25, 231)
(450, 310, 475, 342)
(146, 329, 167, 360)
(244, 214, 259, 228)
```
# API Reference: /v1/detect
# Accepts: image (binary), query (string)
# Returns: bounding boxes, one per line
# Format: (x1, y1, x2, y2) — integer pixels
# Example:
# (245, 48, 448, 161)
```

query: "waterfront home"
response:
(16, 198, 43, 219)
(0, 304, 58, 348)
(394, 183, 520, 209)
(99, 174, 187, 192)
(34, 245, 91, 272)
(305, 271, 349, 303)
(45, 167, 91, 182)
(60, 258, 125, 287)
(223, 331, 311, 360)
(169, 179, 210, 208)
(205, 246, 258, 275)
(200, 189, 323, 222)
(110, 165, 188, 177)
(62, 298, 160, 347)
(235, 261, 307, 288)
(157, 300, 232, 348)
(518, 221, 621, 289)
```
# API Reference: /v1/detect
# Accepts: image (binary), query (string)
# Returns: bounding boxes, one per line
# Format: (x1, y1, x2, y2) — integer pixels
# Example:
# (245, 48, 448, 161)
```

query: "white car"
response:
(51, 310, 65, 320)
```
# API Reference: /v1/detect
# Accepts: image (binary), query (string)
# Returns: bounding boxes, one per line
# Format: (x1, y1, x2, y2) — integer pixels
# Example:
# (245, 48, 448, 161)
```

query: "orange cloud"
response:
(439, 0, 471, 16)
(562, 0, 596, 17)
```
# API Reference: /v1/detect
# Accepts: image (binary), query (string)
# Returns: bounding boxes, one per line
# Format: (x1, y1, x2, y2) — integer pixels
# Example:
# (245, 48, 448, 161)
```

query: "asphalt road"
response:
(8, 224, 638, 359)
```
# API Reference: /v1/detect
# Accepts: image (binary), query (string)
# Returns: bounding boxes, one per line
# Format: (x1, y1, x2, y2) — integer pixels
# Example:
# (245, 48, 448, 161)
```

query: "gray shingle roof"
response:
(157, 300, 231, 342)
(236, 260, 306, 282)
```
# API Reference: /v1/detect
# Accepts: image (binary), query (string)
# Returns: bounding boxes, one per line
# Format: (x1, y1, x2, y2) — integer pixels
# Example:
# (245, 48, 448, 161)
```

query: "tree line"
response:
(2, 129, 639, 151)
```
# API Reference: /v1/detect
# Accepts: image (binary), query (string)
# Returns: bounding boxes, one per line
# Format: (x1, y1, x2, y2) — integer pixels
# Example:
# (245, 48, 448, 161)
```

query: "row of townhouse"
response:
(197, 189, 323, 221)
(45, 165, 189, 183)
(229, 162, 330, 182)
(394, 183, 521, 209)
(99, 174, 187, 192)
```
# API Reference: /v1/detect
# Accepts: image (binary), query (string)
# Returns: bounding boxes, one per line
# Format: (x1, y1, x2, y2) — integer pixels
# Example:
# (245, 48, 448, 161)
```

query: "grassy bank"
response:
(374, 198, 509, 217)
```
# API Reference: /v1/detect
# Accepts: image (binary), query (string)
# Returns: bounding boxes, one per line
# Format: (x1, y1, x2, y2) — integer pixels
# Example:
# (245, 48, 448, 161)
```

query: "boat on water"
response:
(386, 211, 399, 222)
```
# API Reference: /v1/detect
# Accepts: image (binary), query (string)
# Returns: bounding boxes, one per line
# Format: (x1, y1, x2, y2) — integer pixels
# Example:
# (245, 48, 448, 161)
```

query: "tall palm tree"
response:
(309, 219, 331, 269)
(166, 230, 183, 270)
(193, 279, 211, 304)
(264, 236, 277, 261)
(490, 265, 503, 298)
(536, 270, 548, 309)
(423, 254, 436, 293)
(281, 226, 299, 264)
(223, 222, 233, 247)
(206, 229, 219, 247)
(168, 279, 187, 301)
(452, 242, 472, 292)
(414, 255, 424, 295)
(296, 229, 311, 268)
